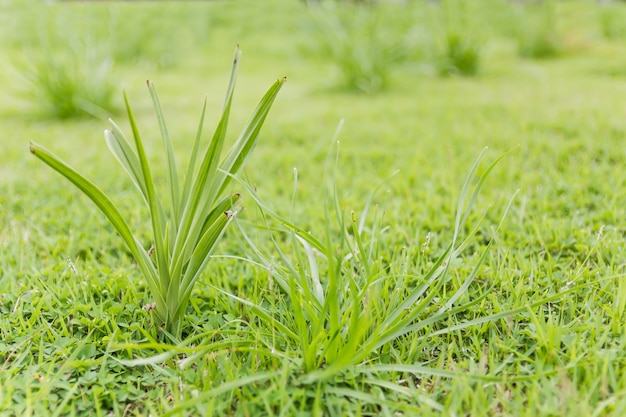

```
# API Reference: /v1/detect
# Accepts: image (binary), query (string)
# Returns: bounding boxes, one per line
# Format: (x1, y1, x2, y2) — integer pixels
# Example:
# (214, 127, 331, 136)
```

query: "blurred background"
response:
(2, 0, 626, 246)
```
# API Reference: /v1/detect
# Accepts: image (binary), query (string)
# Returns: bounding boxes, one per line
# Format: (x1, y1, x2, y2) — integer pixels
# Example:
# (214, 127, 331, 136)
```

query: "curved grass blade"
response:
(104, 123, 148, 204)
(215, 76, 286, 199)
(171, 47, 242, 277)
(148, 80, 181, 224)
(29, 142, 165, 317)
(123, 92, 170, 299)
(212, 285, 298, 341)
(174, 209, 238, 322)
(180, 97, 207, 209)
(160, 372, 278, 417)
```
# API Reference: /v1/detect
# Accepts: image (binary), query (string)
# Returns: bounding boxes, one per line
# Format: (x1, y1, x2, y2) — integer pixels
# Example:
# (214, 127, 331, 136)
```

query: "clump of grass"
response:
(435, 1, 484, 77)
(13, 1, 212, 119)
(29, 47, 285, 339)
(307, 3, 406, 93)
(598, 3, 626, 40)
(515, 0, 562, 59)
(224, 144, 522, 388)
(106, 3, 211, 69)
(12, 1, 119, 119)
(24, 45, 117, 120)
(437, 29, 483, 77)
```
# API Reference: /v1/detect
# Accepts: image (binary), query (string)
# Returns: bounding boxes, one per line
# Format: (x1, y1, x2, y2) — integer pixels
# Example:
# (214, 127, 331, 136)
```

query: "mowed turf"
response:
(1, 1, 626, 416)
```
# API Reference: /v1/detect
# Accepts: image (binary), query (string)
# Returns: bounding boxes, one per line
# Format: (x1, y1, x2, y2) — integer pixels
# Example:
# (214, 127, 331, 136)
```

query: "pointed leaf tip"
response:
(233, 45, 242, 65)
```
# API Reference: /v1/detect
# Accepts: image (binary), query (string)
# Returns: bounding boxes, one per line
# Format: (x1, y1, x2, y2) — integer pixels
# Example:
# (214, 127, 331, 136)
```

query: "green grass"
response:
(2, 0, 626, 416)
(304, 3, 408, 92)
(30, 48, 285, 339)
(435, 0, 485, 76)
(515, 0, 564, 59)
(598, 3, 626, 40)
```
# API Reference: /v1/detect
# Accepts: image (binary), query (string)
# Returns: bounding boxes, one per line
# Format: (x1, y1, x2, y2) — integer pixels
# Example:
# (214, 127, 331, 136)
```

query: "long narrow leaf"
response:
(374, 288, 492, 350)
(104, 124, 148, 204)
(148, 80, 181, 224)
(182, 209, 234, 291)
(380, 243, 452, 329)
(123, 92, 171, 305)
(173, 209, 238, 322)
(29, 142, 165, 317)
(180, 98, 207, 210)
(452, 147, 488, 245)
(214, 77, 286, 199)
(212, 286, 298, 341)
(198, 193, 241, 240)
(225, 172, 328, 254)
(355, 364, 539, 383)
(295, 235, 325, 305)
(161, 372, 278, 417)
(171, 47, 241, 277)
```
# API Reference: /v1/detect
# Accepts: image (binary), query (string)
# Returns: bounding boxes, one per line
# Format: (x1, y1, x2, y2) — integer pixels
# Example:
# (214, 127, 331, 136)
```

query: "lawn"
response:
(1, 0, 626, 416)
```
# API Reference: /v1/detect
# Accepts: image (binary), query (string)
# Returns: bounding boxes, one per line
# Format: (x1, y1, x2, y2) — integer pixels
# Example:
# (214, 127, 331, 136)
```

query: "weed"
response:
(225, 144, 516, 389)
(13, 2, 118, 119)
(105, 4, 211, 69)
(515, 0, 562, 59)
(598, 3, 626, 40)
(29, 48, 285, 339)
(435, 1, 484, 77)
(306, 3, 406, 93)
(23, 44, 117, 120)
(437, 29, 483, 77)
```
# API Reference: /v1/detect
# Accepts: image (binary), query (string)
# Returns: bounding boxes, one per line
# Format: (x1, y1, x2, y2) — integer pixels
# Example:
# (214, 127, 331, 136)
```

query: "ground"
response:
(1, 0, 626, 416)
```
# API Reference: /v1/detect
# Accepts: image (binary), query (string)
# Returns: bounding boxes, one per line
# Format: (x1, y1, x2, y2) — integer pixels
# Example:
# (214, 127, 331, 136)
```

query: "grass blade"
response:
(104, 123, 148, 204)
(175, 209, 237, 320)
(214, 76, 286, 199)
(29, 142, 165, 317)
(160, 372, 278, 417)
(148, 80, 181, 224)
(123, 92, 171, 313)
(171, 47, 241, 278)
(180, 97, 207, 209)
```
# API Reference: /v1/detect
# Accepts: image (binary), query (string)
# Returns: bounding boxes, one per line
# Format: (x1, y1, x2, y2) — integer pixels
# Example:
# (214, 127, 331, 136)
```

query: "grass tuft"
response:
(598, 3, 626, 40)
(515, 0, 562, 59)
(436, 0, 484, 77)
(306, 3, 407, 93)
(29, 48, 285, 339)
(224, 144, 516, 391)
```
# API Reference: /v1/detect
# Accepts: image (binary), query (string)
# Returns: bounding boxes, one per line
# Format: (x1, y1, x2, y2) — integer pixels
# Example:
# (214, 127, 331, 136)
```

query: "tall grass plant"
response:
(30, 48, 285, 339)
(515, 0, 562, 59)
(435, 0, 484, 77)
(223, 143, 524, 386)
(306, 3, 408, 93)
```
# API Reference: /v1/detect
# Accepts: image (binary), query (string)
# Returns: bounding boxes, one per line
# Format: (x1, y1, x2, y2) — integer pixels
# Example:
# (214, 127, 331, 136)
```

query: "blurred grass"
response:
(2, 0, 626, 415)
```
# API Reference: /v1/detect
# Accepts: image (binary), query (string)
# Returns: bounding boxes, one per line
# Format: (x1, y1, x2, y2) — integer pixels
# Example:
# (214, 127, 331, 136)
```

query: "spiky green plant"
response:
(515, 0, 561, 59)
(436, 0, 484, 77)
(437, 28, 482, 77)
(24, 45, 117, 119)
(14, 0, 118, 119)
(307, 3, 407, 93)
(223, 146, 519, 384)
(599, 3, 626, 40)
(29, 48, 285, 339)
